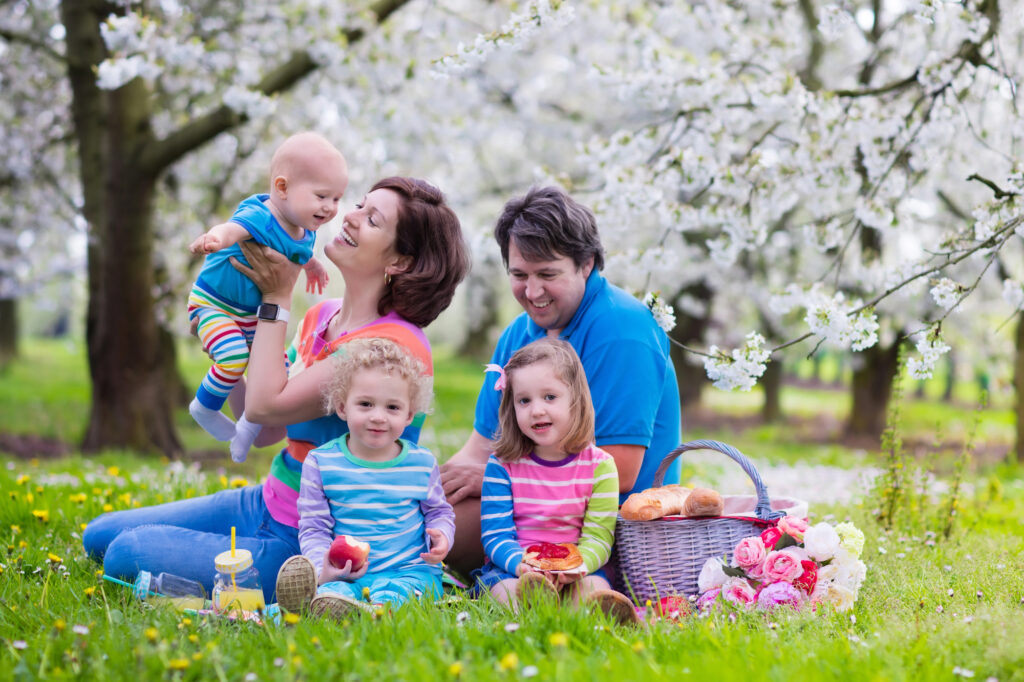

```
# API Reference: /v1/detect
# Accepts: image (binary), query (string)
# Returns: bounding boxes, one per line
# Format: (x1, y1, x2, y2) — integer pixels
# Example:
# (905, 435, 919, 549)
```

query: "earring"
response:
(384, 272, 392, 287)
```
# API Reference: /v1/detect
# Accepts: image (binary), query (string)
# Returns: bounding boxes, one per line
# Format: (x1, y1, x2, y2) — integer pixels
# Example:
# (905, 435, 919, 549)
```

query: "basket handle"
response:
(652, 439, 784, 521)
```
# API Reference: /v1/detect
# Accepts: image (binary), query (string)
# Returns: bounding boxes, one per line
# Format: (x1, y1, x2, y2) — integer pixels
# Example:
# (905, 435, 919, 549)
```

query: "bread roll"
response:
(619, 485, 692, 521)
(682, 487, 724, 517)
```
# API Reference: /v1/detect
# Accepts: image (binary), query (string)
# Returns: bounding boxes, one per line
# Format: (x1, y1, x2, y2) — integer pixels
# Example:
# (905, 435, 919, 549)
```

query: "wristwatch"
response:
(257, 303, 290, 323)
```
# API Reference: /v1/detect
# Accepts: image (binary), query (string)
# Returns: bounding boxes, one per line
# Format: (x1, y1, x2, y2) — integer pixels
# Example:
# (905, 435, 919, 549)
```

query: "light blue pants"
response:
(318, 567, 442, 607)
(82, 485, 299, 603)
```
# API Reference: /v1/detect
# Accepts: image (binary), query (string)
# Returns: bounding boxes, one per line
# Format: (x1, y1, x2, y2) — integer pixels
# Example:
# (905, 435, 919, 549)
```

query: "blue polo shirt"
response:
(196, 194, 316, 311)
(473, 270, 681, 502)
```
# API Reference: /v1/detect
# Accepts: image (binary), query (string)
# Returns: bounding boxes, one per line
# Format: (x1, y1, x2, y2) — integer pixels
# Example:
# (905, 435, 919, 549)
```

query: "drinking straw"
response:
(230, 526, 238, 592)
(102, 574, 163, 598)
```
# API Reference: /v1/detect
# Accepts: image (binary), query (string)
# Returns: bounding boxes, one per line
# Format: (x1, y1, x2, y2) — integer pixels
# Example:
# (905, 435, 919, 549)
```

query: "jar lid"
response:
(214, 549, 253, 573)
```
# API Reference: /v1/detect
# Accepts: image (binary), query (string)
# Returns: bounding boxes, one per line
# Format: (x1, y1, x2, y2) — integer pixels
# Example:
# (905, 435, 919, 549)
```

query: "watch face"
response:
(258, 304, 279, 321)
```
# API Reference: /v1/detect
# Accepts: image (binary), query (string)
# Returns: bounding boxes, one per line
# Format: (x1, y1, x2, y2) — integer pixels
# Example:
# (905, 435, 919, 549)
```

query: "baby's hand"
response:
(189, 233, 223, 255)
(553, 568, 586, 586)
(303, 257, 329, 295)
(419, 528, 450, 565)
(318, 553, 369, 585)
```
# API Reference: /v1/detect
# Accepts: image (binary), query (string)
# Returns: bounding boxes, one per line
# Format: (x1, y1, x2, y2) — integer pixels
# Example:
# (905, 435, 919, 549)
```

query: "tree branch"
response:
(0, 26, 65, 63)
(833, 72, 920, 98)
(139, 0, 412, 175)
(967, 173, 1019, 199)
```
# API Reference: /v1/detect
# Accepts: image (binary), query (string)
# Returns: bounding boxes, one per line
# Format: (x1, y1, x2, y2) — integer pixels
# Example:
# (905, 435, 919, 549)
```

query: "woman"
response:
(83, 177, 470, 602)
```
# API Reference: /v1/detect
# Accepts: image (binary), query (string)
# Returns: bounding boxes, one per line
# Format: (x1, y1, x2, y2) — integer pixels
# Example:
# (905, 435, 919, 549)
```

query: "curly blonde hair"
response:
(323, 338, 433, 417)
(492, 338, 594, 462)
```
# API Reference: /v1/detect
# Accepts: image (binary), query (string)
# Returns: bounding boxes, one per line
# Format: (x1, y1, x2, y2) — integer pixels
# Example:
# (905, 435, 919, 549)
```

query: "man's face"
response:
(507, 241, 593, 336)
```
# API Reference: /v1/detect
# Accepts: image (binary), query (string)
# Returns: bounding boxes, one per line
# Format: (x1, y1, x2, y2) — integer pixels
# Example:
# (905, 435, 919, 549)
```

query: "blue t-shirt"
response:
(473, 270, 681, 503)
(195, 194, 316, 311)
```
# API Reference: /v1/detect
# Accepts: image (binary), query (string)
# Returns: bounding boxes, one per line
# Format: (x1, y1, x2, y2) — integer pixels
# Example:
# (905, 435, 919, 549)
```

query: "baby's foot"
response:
(189, 398, 236, 441)
(230, 414, 262, 463)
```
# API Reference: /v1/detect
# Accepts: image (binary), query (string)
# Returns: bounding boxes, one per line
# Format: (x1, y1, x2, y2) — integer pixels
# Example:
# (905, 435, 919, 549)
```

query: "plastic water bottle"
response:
(135, 570, 207, 609)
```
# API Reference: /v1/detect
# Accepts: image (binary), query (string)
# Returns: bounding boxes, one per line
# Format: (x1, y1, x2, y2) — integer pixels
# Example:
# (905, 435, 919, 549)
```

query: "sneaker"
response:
(517, 571, 559, 600)
(587, 589, 643, 626)
(276, 556, 317, 614)
(309, 592, 375, 621)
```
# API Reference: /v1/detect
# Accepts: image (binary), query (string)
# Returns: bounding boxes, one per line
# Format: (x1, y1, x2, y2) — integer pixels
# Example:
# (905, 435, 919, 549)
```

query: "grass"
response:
(2, 340, 1024, 680)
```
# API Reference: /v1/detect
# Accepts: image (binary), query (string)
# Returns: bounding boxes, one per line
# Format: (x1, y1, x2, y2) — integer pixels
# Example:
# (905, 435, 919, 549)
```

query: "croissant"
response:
(619, 485, 692, 521)
(682, 487, 724, 517)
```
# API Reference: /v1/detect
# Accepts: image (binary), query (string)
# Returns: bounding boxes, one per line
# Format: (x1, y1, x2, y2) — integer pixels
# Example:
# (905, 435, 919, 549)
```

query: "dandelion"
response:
(284, 613, 301, 625)
(72, 625, 89, 636)
(180, 618, 191, 626)
(31, 510, 50, 523)
(548, 632, 568, 647)
(102, 504, 113, 513)
(498, 652, 518, 671)
(311, 637, 321, 648)
(188, 634, 199, 644)
(631, 641, 645, 652)
(25, 493, 33, 504)
(68, 493, 87, 504)
(53, 619, 66, 632)
(504, 622, 520, 633)
(292, 656, 302, 666)
(48, 553, 62, 564)
(144, 627, 158, 642)
(219, 476, 228, 487)
(230, 477, 249, 488)
(168, 659, 189, 670)
(448, 662, 464, 676)
(107, 466, 120, 477)
(16, 474, 29, 485)
(10, 525, 20, 534)
(192, 653, 203, 662)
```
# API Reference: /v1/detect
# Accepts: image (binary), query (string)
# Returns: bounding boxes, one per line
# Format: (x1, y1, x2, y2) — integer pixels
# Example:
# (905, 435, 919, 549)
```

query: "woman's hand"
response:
(230, 240, 302, 303)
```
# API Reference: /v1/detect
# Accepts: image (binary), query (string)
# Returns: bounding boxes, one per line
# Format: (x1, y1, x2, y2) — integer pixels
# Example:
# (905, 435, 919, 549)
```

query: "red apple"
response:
(327, 535, 370, 571)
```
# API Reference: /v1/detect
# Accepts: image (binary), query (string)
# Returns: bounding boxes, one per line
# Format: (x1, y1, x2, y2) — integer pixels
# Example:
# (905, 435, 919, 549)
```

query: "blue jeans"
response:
(82, 485, 299, 603)
(318, 567, 441, 607)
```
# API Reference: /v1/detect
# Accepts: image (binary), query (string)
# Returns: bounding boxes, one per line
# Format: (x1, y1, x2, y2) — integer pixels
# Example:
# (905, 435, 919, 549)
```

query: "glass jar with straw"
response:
(212, 526, 265, 614)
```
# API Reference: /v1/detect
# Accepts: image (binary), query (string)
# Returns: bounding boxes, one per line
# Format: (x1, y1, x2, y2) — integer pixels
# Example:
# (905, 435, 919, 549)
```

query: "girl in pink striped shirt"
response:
(476, 339, 638, 624)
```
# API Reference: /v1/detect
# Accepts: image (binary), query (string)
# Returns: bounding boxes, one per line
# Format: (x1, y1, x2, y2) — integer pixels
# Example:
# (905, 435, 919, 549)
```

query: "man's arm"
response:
(601, 444, 645, 493)
(439, 430, 494, 505)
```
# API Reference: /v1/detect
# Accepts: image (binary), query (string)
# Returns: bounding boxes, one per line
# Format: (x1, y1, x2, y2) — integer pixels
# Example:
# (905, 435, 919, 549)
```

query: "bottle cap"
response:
(214, 548, 253, 574)
(134, 570, 153, 600)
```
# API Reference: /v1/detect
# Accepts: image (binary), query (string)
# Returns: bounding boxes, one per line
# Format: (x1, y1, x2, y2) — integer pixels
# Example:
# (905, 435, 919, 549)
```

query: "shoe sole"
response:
(588, 589, 642, 626)
(309, 593, 374, 621)
(276, 556, 317, 614)
(517, 572, 559, 600)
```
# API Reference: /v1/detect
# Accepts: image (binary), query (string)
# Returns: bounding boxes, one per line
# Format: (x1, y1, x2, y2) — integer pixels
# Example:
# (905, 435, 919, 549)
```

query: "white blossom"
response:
(703, 332, 771, 391)
(929, 278, 963, 311)
(906, 328, 952, 379)
(643, 291, 676, 332)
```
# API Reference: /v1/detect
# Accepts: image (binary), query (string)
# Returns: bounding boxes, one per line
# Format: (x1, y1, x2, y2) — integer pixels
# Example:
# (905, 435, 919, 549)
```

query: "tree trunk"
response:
(761, 357, 782, 423)
(0, 297, 16, 369)
(845, 338, 902, 443)
(1014, 311, 1024, 462)
(669, 281, 712, 418)
(942, 351, 955, 403)
(457, 276, 500, 362)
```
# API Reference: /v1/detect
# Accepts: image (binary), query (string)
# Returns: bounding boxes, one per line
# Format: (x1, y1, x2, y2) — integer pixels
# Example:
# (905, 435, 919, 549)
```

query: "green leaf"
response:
(775, 533, 799, 550)
(721, 564, 747, 578)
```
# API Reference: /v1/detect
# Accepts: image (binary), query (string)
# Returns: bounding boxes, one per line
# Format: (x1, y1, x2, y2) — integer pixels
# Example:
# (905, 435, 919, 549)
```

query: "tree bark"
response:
(669, 281, 712, 418)
(761, 357, 782, 423)
(0, 297, 16, 369)
(457, 278, 500, 362)
(845, 337, 903, 443)
(1014, 311, 1024, 462)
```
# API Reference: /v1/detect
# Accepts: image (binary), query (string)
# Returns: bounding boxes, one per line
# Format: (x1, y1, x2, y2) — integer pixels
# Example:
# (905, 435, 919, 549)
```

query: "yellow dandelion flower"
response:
(219, 475, 228, 488)
(16, 474, 29, 485)
(107, 466, 120, 477)
(645, 599, 652, 607)
(144, 627, 158, 642)
(19, 540, 27, 549)
(102, 504, 113, 512)
(284, 613, 301, 625)
(69, 493, 87, 504)
(631, 641, 645, 653)
(167, 658, 189, 670)
(54, 619, 66, 632)
(8, 491, 16, 500)
(230, 477, 248, 488)
(92, 487, 102, 496)
(548, 632, 569, 647)
(292, 656, 302, 666)
(34, 485, 43, 493)
(498, 653, 518, 671)
(25, 493, 33, 504)
(192, 653, 203, 662)
(310, 637, 321, 648)
(47, 553, 62, 563)
(133, 500, 140, 507)
(31, 509, 49, 522)
(10, 525, 20, 534)
(95, 570, 103, 578)
(288, 643, 297, 654)
(80, 523, 88, 531)
(448, 662, 464, 676)
(84, 586, 96, 597)
(362, 586, 371, 600)
(181, 618, 192, 626)
(188, 634, 199, 644)
(118, 493, 132, 506)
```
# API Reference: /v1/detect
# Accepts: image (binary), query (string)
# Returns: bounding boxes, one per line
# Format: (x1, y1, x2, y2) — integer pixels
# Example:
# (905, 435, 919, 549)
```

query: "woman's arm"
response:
(230, 241, 329, 426)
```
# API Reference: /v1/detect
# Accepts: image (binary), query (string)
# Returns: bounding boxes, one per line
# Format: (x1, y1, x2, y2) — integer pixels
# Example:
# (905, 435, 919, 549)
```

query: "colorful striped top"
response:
(261, 299, 432, 528)
(479, 445, 619, 575)
(298, 436, 454, 578)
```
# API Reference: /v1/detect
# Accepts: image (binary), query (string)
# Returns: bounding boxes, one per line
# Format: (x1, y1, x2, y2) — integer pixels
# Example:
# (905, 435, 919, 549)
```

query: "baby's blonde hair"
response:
(323, 338, 433, 417)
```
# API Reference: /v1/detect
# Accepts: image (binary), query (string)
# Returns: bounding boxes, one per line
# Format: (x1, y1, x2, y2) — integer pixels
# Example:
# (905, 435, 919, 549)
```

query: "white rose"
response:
(803, 522, 841, 562)
(697, 557, 729, 592)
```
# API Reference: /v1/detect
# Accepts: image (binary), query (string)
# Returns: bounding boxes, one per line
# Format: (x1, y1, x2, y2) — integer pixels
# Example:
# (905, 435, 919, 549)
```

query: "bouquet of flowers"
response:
(695, 516, 867, 613)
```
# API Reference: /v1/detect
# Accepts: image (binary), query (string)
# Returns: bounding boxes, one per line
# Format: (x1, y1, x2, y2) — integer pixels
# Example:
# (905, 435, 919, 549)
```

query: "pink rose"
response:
(761, 526, 783, 549)
(778, 515, 809, 542)
(733, 536, 767, 571)
(695, 587, 721, 612)
(722, 577, 757, 607)
(756, 581, 804, 610)
(762, 549, 804, 583)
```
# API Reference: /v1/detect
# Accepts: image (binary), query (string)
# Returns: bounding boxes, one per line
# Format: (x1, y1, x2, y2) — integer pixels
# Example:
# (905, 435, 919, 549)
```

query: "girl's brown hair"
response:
(372, 177, 471, 328)
(492, 338, 594, 462)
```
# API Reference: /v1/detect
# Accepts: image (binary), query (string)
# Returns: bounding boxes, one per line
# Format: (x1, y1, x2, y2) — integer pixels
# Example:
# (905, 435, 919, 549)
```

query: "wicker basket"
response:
(612, 439, 791, 603)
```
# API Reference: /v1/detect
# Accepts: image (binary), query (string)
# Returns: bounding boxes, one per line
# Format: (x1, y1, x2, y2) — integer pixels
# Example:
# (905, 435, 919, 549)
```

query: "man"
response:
(441, 186, 681, 575)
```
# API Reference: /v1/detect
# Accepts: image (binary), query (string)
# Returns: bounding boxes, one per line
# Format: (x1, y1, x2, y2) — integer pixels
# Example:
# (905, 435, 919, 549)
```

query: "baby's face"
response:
(280, 165, 348, 230)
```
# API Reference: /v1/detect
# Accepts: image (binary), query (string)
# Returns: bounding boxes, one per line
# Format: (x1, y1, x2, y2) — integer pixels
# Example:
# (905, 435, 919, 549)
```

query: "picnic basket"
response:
(612, 439, 802, 603)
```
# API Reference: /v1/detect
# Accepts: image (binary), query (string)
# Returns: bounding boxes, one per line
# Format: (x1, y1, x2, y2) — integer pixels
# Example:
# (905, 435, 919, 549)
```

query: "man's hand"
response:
(318, 554, 369, 585)
(440, 455, 487, 506)
(303, 257, 330, 295)
(420, 528, 450, 564)
(189, 232, 222, 255)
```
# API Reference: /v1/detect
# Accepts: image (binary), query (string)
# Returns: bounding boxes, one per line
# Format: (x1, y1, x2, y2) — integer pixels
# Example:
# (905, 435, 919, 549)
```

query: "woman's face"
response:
(324, 188, 403, 278)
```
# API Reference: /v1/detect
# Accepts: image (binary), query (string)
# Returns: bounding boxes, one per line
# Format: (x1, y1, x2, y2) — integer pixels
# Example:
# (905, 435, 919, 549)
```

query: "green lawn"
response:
(2, 339, 1024, 680)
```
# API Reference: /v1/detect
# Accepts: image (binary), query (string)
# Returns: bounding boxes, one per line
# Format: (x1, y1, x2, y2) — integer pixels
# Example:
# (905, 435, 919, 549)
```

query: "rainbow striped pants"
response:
(187, 285, 258, 411)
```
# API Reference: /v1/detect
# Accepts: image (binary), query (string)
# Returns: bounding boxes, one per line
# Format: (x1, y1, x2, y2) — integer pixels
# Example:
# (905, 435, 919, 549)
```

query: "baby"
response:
(187, 131, 348, 462)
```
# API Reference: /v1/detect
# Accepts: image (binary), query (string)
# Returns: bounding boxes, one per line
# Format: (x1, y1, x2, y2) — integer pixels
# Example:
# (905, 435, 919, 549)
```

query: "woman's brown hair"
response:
(372, 177, 470, 327)
(492, 338, 595, 462)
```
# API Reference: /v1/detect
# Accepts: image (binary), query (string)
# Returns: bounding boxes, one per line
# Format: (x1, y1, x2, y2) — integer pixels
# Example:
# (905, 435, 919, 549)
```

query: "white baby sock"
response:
(230, 414, 262, 463)
(189, 398, 237, 442)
